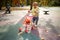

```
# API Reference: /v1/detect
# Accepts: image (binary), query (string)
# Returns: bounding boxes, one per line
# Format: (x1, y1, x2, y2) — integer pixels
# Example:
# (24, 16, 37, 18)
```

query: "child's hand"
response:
(34, 11, 38, 13)
(34, 11, 37, 13)
(28, 10, 31, 13)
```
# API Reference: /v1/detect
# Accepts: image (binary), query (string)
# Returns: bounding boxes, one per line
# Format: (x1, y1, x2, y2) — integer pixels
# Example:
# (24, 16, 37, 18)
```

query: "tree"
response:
(0, 0, 2, 10)
(26, 0, 29, 5)
(30, 0, 33, 10)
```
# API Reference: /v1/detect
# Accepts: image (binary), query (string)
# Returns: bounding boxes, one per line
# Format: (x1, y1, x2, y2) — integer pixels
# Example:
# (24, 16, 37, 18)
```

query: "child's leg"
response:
(5, 9, 8, 13)
(36, 17, 39, 25)
(32, 17, 35, 24)
(9, 9, 11, 13)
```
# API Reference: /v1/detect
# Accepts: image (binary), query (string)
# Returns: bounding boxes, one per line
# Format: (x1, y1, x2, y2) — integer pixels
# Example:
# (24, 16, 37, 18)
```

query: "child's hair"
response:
(32, 2, 38, 6)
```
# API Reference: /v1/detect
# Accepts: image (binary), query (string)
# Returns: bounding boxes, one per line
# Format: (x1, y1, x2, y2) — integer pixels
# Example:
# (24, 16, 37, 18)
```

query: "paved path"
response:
(0, 10, 28, 40)
(0, 10, 28, 26)
(0, 7, 60, 40)
(18, 7, 60, 40)
(38, 7, 60, 40)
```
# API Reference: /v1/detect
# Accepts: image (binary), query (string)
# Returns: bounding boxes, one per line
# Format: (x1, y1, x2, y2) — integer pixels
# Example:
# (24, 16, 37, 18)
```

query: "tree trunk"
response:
(30, 0, 33, 10)
(0, 0, 2, 10)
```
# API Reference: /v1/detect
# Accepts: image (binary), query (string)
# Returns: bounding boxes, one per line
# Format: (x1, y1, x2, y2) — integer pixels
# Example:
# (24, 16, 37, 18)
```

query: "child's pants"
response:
(32, 16, 39, 25)
(6, 8, 10, 13)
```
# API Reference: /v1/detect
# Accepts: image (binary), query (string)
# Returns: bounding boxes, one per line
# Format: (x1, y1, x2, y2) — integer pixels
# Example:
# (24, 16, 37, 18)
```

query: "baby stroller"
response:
(19, 13, 33, 34)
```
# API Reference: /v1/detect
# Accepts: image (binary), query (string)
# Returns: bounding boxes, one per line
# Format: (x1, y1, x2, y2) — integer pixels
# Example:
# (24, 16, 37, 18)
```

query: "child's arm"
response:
(35, 7, 39, 13)
(28, 10, 33, 13)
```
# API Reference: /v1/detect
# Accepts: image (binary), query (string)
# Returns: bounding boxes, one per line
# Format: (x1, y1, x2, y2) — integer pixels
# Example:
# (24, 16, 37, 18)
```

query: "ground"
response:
(0, 7, 60, 40)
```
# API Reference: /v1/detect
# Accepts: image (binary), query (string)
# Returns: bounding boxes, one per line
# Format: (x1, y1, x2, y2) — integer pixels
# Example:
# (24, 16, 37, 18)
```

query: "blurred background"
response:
(0, 0, 60, 40)
(0, 0, 60, 10)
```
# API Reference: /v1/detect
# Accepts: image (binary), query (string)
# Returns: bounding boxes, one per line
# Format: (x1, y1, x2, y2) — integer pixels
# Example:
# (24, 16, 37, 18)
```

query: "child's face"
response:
(33, 2, 38, 8)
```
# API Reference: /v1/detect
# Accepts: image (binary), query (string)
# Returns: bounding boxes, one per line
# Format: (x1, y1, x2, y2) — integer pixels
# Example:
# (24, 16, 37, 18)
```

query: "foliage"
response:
(0, 0, 60, 7)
